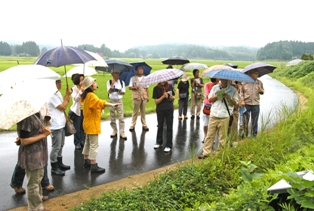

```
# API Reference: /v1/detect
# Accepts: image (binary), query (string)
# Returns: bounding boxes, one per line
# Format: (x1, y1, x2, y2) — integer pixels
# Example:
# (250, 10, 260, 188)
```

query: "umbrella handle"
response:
(34, 115, 53, 138)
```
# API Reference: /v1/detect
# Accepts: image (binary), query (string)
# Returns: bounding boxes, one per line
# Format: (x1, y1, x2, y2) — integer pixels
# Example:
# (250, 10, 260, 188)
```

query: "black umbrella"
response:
(162, 56, 190, 65)
(96, 60, 133, 73)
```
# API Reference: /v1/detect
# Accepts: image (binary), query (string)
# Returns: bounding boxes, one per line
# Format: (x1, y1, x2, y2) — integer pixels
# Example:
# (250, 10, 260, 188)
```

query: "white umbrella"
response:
(180, 63, 208, 71)
(0, 79, 57, 129)
(138, 69, 184, 87)
(64, 66, 97, 77)
(73, 51, 108, 67)
(0, 65, 60, 94)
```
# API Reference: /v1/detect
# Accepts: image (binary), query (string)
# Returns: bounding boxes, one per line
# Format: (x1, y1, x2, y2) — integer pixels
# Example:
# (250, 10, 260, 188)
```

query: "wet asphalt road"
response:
(0, 75, 298, 211)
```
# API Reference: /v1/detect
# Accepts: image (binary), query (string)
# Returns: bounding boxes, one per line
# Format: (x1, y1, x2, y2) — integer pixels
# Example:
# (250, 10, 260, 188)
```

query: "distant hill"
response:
(129, 43, 258, 61)
(257, 40, 314, 61)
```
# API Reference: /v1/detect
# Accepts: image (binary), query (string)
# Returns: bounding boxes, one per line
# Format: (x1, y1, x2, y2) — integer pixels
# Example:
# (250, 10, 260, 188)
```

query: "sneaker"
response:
(110, 131, 117, 138)
(120, 134, 127, 140)
(196, 116, 200, 120)
(178, 116, 182, 120)
(184, 116, 188, 119)
(129, 127, 134, 132)
(44, 184, 54, 191)
(10, 184, 25, 194)
(191, 115, 195, 120)
(164, 147, 171, 153)
(142, 126, 149, 131)
(154, 144, 161, 149)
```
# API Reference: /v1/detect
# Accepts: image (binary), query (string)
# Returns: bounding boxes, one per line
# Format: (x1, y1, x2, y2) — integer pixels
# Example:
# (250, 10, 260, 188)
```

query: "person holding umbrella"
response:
(240, 70, 264, 137)
(81, 77, 121, 173)
(153, 80, 175, 153)
(16, 111, 51, 211)
(128, 65, 150, 132)
(48, 79, 72, 176)
(198, 79, 238, 159)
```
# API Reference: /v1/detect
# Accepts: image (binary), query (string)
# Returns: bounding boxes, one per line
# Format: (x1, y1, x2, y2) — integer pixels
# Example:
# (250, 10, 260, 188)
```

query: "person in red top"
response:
(202, 78, 219, 142)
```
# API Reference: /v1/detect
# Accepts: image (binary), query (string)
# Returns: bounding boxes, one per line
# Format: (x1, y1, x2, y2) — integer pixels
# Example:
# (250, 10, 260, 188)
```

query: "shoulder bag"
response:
(64, 111, 76, 136)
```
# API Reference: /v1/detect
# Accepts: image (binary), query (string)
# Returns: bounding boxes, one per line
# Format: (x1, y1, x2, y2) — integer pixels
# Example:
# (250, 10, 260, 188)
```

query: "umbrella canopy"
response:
(201, 65, 233, 76)
(63, 66, 97, 77)
(204, 69, 255, 83)
(242, 62, 276, 77)
(96, 60, 133, 73)
(34, 46, 97, 67)
(73, 51, 108, 67)
(0, 79, 57, 129)
(162, 56, 190, 65)
(0, 65, 60, 94)
(224, 63, 238, 69)
(119, 62, 152, 86)
(286, 59, 303, 67)
(138, 69, 184, 87)
(180, 62, 208, 71)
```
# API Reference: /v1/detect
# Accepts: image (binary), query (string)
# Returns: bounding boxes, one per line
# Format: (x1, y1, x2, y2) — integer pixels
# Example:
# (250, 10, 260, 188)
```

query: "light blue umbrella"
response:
(204, 69, 255, 83)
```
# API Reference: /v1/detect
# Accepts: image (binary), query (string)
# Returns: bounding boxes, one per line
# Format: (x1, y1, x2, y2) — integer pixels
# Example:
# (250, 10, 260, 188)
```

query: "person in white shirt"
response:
(198, 79, 238, 159)
(107, 70, 127, 139)
(69, 74, 86, 150)
(48, 79, 72, 176)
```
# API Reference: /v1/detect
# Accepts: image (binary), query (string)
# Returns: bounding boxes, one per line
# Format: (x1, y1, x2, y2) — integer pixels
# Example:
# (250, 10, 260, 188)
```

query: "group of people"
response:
(10, 64, 263, 211)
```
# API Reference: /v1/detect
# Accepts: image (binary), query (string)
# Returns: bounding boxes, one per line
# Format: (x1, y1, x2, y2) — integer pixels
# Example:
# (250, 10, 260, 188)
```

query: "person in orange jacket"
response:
(81, 77, 121, 173)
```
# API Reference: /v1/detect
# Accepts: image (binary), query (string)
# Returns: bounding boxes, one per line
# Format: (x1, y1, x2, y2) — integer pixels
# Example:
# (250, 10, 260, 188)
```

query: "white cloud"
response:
(1, 0, 313, 51)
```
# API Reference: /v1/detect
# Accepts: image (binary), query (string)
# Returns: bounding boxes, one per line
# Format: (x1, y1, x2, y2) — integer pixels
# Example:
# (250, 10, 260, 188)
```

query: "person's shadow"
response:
(108, 137, 125, 175)
(131, 131, 147, 170)
(174, 120, 187, 155)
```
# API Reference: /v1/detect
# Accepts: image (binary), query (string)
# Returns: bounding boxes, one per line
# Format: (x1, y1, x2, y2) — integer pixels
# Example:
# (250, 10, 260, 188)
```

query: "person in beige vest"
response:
(128, 65, 149, 131)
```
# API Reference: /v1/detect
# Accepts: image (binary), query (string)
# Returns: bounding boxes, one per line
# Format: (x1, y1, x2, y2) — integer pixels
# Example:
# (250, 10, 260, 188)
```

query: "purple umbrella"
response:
(242, 62, 276, 77)
(34, 44, 96, 87)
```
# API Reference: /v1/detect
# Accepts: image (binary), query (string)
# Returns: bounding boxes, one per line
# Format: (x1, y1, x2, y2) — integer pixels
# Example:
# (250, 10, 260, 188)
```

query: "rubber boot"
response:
(51, 162, 65, 176)
(57, 157, 70, 171)
(83, 159, 91, 168)
(91, 163, 106, 173)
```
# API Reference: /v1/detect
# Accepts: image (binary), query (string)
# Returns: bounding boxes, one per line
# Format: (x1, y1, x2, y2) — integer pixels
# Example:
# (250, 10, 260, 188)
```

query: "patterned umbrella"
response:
(162, 56, 190, 65)
(242, 62, 276, 77)
(201, 65, 232, 76)
(138, 69, 184, 87)
(0, 79, 57, 129)
(180, 63, 208, 71)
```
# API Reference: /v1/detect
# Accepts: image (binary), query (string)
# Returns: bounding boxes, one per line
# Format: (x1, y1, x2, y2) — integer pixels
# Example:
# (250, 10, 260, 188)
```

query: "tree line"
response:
(1, 40, 314, 61)
(257, 40, 314, 60)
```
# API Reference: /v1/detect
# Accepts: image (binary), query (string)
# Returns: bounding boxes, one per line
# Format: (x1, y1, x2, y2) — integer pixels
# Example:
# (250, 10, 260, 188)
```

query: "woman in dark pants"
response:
(177, 74, 190, 120)
(153, 81, 175, 153)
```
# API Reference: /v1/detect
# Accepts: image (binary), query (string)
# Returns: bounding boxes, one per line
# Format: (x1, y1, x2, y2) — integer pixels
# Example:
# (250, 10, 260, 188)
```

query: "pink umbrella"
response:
(201, 65, 232, 76)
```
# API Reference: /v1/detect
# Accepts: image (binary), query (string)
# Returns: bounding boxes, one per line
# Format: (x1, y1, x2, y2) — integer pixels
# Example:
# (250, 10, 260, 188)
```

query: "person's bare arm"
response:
(20, 127, 51, 146)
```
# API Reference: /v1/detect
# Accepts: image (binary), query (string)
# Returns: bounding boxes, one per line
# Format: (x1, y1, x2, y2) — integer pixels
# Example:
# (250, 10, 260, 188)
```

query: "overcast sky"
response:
(1, 0, 313, 51)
